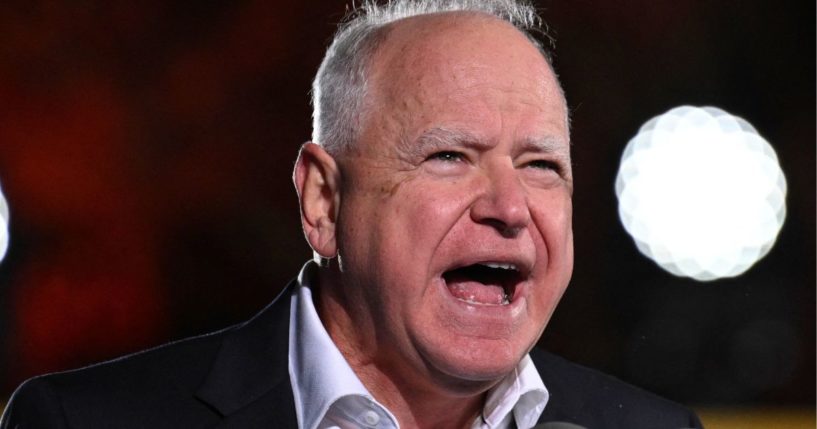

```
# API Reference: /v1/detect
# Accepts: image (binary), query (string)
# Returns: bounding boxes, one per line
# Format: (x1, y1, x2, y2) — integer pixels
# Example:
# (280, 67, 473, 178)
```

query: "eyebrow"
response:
(517, 135, 571, 162)
(407, 127, 485, 154)
(405, 126, 569, 161)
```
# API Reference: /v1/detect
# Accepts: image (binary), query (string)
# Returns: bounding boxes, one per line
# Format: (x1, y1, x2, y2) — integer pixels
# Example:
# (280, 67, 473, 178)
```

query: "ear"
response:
(293, 142, 341, 259)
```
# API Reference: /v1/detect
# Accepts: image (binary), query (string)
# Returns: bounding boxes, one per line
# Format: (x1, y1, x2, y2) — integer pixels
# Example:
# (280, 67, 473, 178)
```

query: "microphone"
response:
(533, 423, 588, 429)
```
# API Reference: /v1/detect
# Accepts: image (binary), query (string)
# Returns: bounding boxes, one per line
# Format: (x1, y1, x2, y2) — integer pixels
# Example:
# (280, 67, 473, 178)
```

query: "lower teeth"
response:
(462, 292, 510, 305)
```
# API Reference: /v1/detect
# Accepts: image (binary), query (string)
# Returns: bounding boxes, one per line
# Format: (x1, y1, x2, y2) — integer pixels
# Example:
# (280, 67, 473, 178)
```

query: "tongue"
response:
(447, 280, 506, 305)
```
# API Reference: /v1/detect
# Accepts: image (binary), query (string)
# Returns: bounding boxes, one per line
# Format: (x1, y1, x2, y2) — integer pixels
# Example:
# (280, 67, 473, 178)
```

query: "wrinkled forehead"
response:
(360, 12, 568, 147)
(369, 12, 563, 105)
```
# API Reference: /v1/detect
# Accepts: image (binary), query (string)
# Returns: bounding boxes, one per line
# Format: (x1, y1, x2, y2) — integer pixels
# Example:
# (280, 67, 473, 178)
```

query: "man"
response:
(2, 1, 703, 428)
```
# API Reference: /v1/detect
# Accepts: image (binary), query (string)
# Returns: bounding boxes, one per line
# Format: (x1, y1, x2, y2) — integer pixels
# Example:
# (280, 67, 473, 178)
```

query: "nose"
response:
(470, 162, 531, 238)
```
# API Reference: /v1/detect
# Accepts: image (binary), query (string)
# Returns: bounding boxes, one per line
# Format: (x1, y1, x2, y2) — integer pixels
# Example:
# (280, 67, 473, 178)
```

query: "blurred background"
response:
(0, 1, 813, 426)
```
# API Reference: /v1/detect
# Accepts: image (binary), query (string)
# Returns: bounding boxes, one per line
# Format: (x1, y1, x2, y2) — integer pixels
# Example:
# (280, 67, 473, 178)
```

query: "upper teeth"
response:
(480, 262, 517, 271)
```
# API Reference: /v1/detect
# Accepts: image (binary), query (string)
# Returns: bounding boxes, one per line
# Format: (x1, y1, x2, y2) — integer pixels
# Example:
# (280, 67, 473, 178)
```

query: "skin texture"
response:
(294, 12, 573, 429)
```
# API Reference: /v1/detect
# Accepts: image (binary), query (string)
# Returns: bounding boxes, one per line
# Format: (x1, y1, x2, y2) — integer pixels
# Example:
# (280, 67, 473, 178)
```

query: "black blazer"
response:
(1, 282, 702, 429)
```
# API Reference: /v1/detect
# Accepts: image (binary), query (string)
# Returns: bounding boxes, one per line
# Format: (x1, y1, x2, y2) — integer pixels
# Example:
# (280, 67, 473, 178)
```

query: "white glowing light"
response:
(0, 182, 8, 263)
(615, 106, 786, 281)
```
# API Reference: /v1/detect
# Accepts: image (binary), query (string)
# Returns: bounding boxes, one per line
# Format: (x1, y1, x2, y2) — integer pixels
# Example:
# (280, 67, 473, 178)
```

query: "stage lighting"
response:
(0, 182, 8, 263)
(615, 106, 786, 281)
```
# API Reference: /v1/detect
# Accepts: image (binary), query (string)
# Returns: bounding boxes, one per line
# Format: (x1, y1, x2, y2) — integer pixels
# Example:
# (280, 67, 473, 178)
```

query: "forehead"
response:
(363, 12, 568, 150)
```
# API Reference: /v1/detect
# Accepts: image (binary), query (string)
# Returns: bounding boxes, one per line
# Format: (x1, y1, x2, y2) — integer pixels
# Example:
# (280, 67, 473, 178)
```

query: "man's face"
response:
(328, 13, 573, 389)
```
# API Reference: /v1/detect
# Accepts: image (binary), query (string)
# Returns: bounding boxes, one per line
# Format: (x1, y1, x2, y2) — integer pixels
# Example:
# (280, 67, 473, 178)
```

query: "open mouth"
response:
(442, 262, 524, 306)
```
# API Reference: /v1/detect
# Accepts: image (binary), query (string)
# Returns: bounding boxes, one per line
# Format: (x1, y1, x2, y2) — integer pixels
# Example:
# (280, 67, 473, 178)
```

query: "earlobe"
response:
(293, 142, 341, 259)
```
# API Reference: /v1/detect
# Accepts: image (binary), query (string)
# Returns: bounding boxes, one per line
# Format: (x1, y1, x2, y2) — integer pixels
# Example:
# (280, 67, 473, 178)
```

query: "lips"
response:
(442, 262, 526, 306)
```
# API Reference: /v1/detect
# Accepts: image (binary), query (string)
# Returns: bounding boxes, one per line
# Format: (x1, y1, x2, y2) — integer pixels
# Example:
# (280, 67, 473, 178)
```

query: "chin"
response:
(419, 335, 528, 390)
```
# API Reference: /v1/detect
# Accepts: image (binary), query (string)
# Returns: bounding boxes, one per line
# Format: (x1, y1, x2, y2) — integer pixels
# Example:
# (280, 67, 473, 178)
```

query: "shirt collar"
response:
(289, 261, 548, 429)
(481, 354, 548, 428)
(289, 261, 398, 429)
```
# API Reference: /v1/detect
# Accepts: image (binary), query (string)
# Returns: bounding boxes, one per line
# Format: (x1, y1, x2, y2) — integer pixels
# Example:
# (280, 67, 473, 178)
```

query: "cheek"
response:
(528, 199, 573, 326)
(529, 191, 574, 298)
(531, 191, 573, 248)
(365, 191, 467, 314)
(390, 181, 474, 248)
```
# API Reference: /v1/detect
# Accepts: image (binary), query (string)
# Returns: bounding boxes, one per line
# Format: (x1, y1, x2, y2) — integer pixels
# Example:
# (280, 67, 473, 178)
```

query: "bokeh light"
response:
(615, 106, 787, 281)
(0, 181, 8, 263)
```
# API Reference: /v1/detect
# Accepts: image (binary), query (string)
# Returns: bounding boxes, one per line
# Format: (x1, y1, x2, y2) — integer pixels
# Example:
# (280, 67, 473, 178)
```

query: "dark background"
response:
(0, 1, 813, 409)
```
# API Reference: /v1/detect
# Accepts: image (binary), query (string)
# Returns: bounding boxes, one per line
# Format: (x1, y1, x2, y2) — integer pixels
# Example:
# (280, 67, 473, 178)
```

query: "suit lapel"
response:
(195, 282, 298, 428)
(208, 381, 297, 429)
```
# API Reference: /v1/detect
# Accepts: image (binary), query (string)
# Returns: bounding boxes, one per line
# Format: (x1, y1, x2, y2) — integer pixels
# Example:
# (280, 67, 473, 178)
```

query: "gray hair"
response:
(311, 0, 555, 155)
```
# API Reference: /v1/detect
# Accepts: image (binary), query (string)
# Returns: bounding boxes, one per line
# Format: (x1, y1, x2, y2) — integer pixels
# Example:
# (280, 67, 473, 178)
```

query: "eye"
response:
(423, 150, 470, 176)
(427, 151, 465, 163)
(525, 159, 560, 173)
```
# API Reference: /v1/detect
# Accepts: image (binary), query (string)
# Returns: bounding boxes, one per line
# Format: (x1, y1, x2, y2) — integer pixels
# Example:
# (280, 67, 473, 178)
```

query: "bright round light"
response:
(615, 106, 786, 281)
(0, 181, 8, 263)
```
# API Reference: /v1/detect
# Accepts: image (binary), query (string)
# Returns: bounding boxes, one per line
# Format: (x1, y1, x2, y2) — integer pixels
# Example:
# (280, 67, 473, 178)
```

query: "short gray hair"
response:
(311, 0, 555, 155)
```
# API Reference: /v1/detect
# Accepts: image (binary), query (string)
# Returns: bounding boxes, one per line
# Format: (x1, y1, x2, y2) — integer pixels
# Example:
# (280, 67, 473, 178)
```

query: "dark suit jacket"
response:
(1, 282, 703, 429)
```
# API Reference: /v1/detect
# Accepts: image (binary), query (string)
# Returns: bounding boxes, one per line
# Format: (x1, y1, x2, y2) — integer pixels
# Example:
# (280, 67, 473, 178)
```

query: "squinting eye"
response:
(526, 159, 560, 172)
(427, 151, 465, 162)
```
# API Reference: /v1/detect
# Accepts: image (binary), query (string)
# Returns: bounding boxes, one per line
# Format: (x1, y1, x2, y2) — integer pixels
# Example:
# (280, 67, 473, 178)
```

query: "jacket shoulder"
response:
(2, 326, 234, 429)
(1, 376, 69, 429)
(532, 348, 703, 428)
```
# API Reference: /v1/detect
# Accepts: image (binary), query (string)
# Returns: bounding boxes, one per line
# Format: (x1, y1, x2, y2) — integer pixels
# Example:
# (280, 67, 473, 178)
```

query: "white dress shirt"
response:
(289, 262, 549, 429)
